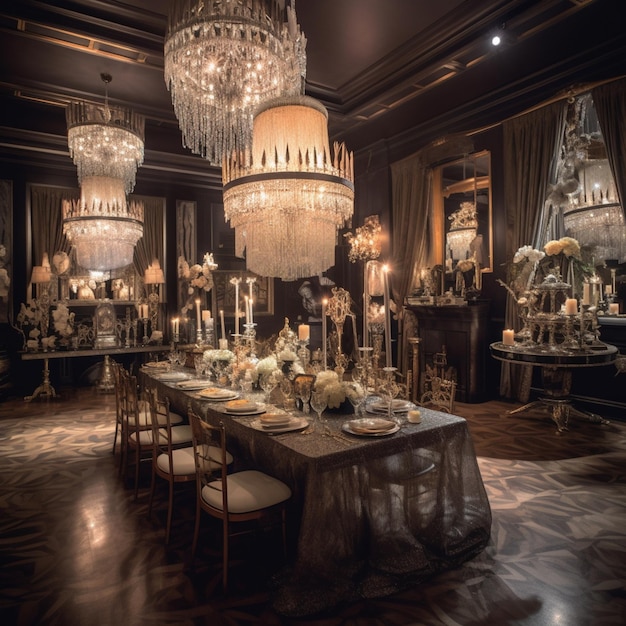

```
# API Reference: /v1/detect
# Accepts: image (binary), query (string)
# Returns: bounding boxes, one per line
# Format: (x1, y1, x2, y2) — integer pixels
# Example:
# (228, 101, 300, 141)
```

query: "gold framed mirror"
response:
(432, 150, 493, 293)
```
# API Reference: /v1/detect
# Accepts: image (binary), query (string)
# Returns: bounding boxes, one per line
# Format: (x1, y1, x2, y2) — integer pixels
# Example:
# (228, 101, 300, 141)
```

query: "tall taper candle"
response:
(322, 298, 328, 370)
(195, 298, 201, 330)
(244, 295, 250, 325)
(234, 281, 240, 335)
(383, 265, 392, 367)
(363, 261, 369, 348)
(220, 309, 225, 340)
(249, 298, 254, 325)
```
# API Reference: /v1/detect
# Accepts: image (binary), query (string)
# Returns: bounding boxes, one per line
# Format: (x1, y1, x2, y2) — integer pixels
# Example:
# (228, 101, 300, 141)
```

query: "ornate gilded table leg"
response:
(24, 357, 57, 402)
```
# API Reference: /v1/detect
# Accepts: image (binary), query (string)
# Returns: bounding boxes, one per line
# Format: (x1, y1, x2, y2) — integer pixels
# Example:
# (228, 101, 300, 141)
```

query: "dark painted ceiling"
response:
(1, 0, 624, 191)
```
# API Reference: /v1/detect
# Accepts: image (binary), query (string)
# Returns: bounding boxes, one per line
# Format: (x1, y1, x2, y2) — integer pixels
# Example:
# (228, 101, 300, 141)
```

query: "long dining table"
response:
(140, 366, 492, 617)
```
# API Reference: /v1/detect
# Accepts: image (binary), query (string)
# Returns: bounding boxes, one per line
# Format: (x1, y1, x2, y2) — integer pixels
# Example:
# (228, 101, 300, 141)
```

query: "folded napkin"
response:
(260, 413, 292, 426)
(225, 399, 258, 413)
(198, 387, 236, 399)
(348, 418, 396, 434)
(177, 379, 207, 388)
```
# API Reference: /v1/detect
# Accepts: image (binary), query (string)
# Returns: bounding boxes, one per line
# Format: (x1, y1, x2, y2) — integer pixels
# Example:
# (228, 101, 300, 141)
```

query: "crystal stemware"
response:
(259, 371, 279, 404)
(309, 390, 328, 434)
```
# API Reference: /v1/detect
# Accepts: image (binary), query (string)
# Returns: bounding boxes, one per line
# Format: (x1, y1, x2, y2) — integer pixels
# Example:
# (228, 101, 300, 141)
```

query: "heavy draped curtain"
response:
(29, 185, 77, 269)
(592, 76, 626, 222)
(132, 195, 165, 278)
(499, 101, 567, 399)
(389, 154, 432, 374)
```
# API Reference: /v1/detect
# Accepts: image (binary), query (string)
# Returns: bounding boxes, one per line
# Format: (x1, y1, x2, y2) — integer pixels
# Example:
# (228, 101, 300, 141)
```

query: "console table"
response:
(20, 345, 168, 401)
(490, 342, 618, 433)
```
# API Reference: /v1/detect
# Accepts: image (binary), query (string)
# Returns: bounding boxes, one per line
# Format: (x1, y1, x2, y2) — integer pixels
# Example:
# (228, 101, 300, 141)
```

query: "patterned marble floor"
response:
(0, 386, 625, 625)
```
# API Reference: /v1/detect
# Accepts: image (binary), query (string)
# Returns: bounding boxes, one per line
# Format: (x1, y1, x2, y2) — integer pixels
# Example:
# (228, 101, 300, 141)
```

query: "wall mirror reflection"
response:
(431, 151, 492, 295)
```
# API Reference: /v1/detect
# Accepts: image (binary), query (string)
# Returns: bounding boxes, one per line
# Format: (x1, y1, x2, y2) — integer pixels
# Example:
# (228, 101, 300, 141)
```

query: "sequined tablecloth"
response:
(141, 369, 492, 617)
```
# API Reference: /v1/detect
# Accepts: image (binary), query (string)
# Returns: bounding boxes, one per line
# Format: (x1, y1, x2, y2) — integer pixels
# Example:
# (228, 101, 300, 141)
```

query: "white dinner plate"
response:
(176, 379, 210, 390)
(196, 388, 239, 401)
(154, 371, 190, 382)
(225, 407, 266, 416)
(367, 399, 412, 414)
(249, 417, 309, 434)
(342, 418, 399, 437)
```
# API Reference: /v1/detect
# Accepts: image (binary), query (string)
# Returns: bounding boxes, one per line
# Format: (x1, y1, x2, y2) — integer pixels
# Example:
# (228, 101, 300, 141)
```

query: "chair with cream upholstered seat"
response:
(188, 409, 292, 590)
(147, 392, 231, 543)
(122, 374, 186, 498)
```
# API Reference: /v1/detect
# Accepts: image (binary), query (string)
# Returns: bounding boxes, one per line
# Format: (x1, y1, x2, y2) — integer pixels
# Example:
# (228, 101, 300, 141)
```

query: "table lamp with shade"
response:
(144, 259, 165, 335)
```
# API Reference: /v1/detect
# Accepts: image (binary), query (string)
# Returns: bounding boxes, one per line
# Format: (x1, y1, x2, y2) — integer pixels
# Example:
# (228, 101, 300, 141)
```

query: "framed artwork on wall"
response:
(211, 270, 274, 321)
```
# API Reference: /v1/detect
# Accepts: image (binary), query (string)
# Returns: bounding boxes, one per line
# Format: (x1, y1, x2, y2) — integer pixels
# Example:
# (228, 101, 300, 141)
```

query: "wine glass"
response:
(260, 371, 279, 404)
(377, 367, 400, 422)
(309, 390, 328, 435)
(346, 382, 366, 417)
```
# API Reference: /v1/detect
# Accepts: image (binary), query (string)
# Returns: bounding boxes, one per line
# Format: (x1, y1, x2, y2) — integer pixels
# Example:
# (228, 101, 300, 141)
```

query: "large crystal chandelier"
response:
(64, 74, 145, 271)
(222, 95, 354, 281)
(164, 0, 306, 165)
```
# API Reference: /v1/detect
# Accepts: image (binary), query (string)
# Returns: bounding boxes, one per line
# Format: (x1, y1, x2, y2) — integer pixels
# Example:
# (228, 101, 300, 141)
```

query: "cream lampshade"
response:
(144, 259, 165, 285)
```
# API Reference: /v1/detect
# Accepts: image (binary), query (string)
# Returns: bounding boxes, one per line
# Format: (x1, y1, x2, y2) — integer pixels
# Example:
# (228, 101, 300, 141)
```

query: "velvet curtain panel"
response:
(499, 101, 567, 399)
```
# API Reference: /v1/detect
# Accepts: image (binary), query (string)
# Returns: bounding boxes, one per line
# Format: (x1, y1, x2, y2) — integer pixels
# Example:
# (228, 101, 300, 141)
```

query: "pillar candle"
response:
(582, 284, 591, 306)
(565, 298, 578, 315)
(502, 329, 515, 346)
(383, 265, 392, 368)
(220, 309, 225, 340)
(201, 309, 211, 323)
(298, 324, 310, 341)
(218, 338, 229, 350)
(322, 298, 328, 370)
(195, 298, 201, 329)
(609, 302, 619, 314)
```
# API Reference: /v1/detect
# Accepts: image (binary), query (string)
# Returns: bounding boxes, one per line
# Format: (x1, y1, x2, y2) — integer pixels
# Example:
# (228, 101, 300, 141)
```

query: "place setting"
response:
(342, 417, 400, 437)
(249, 412, 310, 434)
(175, 378, 212, 391)
(196, 387, 239, 401)
(223, 398, 266, 416)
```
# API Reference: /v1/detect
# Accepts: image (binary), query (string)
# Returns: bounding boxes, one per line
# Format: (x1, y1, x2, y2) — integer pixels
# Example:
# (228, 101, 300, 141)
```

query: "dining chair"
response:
(146, 392, 199, 543)
(122, 375, 185, 498)
(111, 360, 125, 457)
(188, 410, 292, 590)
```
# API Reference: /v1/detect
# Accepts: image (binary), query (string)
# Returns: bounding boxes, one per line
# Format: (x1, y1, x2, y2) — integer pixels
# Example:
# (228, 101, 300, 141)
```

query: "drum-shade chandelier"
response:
(222, 95, 354, 281)
(63, 73, 145, 271)
(164, 0, 306, 165)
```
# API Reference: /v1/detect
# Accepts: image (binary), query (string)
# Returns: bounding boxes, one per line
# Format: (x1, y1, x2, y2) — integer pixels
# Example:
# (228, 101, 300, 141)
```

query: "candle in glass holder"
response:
(502, 329, 515, 345)
(565, 298, 578, 315)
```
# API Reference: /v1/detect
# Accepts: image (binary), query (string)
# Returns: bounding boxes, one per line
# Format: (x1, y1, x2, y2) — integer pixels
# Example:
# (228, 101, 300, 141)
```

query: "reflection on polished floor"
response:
(1, 386, 625, 625)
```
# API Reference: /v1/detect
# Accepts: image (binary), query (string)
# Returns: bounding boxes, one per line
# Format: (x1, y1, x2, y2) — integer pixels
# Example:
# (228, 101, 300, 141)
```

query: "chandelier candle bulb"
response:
(298, 324, 310, 342)
(565, 298, 578, 315)
(502, 329, 515, 346)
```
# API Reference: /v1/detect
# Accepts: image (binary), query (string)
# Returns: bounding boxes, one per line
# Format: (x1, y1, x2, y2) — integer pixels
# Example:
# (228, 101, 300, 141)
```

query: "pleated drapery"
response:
(499, 101, 567, 399)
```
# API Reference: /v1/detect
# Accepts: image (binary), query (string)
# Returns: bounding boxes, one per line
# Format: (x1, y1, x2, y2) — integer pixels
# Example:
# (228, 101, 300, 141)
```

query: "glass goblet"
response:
(260, 372, 278, 404)
(309, 391, 328, 434)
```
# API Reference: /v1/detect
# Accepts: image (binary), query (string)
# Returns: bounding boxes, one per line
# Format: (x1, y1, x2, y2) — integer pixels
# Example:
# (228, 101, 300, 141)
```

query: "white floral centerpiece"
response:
(313, 370, 366, 410)
(253, 355, 279, 383)
(202, 348, 235, 365)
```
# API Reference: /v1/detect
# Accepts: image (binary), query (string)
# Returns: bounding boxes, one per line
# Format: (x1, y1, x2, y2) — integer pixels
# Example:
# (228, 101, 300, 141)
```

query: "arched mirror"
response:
(431, 151, 493, 295)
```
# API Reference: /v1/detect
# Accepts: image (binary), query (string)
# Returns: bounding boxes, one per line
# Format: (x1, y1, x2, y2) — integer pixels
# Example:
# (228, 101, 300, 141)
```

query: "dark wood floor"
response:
(1, 385, 625, 625)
